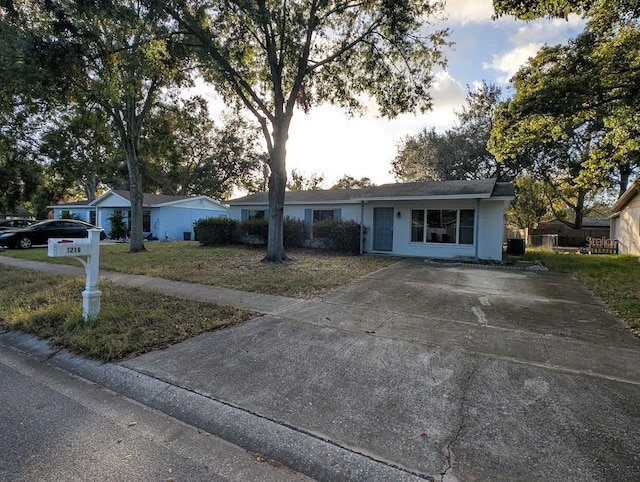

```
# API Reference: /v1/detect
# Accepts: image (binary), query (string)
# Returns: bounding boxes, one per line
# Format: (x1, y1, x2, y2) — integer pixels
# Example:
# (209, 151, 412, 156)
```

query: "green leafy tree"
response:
(160, 0, 449, 261)
(5, 0, 193, 252)
(505, 174, 549, 231)
(331, 175, 375, 190)
(286, 169, 325, 191)
(393, 82, 515, 182)
(143, 96, 266, 199)
(39, 105, 122, 201)
(492, 0, 592, 19)
(0, 133, 43, 214)
(491, 0, 640, 198)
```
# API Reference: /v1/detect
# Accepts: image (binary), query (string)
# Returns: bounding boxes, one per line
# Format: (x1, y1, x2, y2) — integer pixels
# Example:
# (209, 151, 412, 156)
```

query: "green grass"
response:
(519, 247, 640, 332)
(0, 242, 399, 298)
(0, 264, 255, 361)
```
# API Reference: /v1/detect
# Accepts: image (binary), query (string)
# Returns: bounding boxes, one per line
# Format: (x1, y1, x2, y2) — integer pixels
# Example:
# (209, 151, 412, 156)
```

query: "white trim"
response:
(150, 196, 230, 209)
(89, 189, 128, 207)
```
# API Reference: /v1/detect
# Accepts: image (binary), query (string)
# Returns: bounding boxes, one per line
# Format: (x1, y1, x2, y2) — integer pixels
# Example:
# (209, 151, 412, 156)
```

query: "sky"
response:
(200, 0, 587, 189)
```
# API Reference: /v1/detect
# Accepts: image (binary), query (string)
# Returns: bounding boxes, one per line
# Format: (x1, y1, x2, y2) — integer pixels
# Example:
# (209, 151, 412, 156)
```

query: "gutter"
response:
(360, 201, 365, 255)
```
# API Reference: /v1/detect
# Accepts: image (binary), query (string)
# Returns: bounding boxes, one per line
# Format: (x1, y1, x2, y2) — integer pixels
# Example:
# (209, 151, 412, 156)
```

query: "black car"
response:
(0, 219, 107, 249)
(0, 218, 38, 231)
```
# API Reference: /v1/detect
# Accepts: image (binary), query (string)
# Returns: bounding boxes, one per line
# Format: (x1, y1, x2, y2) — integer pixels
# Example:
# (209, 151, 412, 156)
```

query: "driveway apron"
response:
(118, 258, 640, 480)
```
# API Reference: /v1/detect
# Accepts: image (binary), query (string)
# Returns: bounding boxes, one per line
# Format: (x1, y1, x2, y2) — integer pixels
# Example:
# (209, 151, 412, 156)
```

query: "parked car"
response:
(0, 219, 107, 249)
(0, 219, 38, 231)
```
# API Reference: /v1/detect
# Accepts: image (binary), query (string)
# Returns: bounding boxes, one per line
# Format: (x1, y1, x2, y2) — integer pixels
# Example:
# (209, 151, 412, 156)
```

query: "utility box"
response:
(48, 238, 92, 257)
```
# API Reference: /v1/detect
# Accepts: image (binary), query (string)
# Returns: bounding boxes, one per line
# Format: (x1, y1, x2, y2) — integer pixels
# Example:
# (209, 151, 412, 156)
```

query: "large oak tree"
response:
(3, 0, 193, 251)
(157, 0, 449, 261)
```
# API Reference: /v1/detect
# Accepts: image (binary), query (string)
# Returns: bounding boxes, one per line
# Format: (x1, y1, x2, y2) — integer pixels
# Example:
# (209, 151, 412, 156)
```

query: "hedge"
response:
(312, 220, 362, 254)
(194, 217, 238, 246)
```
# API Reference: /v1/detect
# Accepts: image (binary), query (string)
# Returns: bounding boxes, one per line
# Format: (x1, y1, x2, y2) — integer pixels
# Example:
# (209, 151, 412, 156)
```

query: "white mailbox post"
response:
(48, 228, 101, 321)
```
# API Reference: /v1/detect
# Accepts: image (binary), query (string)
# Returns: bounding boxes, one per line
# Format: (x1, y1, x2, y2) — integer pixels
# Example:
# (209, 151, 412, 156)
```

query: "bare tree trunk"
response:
(124, 95, 146, 253)
(573, 188, 586, 230)
(124, 141, 145, 252)
(264, 120, 288, 262)
(618, 164, 632, 199)
(84, 174, 97, 202)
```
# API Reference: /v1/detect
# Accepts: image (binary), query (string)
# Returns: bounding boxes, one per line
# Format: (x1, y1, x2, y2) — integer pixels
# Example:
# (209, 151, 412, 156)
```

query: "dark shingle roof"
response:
(229, 179, 513, 205)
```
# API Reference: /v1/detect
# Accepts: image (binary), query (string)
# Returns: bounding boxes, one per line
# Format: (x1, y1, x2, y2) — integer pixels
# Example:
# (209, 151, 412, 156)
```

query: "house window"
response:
(240, 209, 268, 221)
(410, 209, 475, 245)
(143, 210, 151, 232)
(304, 208, 342, 239)
(248, 210, 265, 220)
(313, 209, 335, 222)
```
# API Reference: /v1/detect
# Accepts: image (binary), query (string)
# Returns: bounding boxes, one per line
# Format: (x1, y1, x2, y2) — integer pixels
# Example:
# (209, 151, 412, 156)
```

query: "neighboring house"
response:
(228, 178, 514, 260)
(50, 190, 229, 240)
(610, 181, 640, 255)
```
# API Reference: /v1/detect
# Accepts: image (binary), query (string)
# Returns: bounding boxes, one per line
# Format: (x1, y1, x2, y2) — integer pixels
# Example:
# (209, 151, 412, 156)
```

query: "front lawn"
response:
(520, 248, 640, 333)
(0, 242, 399, 298)
(0, 264, 255, 361)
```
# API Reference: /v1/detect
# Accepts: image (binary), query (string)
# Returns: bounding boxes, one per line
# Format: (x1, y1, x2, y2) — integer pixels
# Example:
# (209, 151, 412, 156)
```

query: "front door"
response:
(373, 207, 394, 251)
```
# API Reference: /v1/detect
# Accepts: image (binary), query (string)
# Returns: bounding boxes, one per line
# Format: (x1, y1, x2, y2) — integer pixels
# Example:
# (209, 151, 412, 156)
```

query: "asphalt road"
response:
(0, 342, 309, 482)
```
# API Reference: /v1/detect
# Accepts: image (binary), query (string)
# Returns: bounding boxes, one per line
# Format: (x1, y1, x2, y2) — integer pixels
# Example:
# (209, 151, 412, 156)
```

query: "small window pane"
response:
(459, 209, 474, 245)
(425, 209, 456, 243)
(411, 210, 424, 242)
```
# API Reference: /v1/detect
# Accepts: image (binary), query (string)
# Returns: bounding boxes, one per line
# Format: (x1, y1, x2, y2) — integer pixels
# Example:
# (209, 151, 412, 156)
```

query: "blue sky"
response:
(281, 0, 587, 187)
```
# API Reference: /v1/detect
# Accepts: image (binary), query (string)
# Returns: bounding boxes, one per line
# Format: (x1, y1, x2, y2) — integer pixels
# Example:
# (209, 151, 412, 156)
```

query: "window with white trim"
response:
(410, 209, 475, 245)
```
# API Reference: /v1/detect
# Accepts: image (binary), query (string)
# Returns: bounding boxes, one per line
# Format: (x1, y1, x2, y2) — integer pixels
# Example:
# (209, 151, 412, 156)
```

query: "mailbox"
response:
(48, 238, 92, 257)
(47, 229, 102, 321)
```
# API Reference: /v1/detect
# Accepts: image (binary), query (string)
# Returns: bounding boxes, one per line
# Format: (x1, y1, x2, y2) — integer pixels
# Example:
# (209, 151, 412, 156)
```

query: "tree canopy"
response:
(331, 175, 375, 190)
(143, 97, 267, 199)
(489, 0, 639, 226)
(393, 82, 515, 182)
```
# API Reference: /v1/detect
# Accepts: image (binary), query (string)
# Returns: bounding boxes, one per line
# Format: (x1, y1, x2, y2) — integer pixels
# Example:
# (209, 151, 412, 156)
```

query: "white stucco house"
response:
(50, 189, 229, 240)
(228, 178, 515, 260)
(610, 181, 640, 255)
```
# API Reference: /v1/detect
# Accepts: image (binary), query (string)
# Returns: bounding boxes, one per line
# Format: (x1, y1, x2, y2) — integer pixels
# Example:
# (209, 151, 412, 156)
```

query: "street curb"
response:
(0, 330, 435, 482)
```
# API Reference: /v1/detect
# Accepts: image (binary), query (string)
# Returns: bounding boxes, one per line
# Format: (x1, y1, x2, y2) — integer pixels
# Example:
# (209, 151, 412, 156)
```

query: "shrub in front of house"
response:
(283, 217, 305, 247)
(241, 217, 269, 241)
(108, 212, 127, 239)
(312, 220, 362, 254)
(237, 216, 306, 247)
(194, 217, 238, 246)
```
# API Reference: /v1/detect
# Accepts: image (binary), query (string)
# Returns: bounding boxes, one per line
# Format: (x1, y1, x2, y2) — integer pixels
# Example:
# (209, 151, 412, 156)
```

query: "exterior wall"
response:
(155, 206, 228, 241)
(51, 207, 93, 222)
(477, 200, 508, 260)
(230, 198, 507, 260)
(612, 194, 640, 255)
(365, 199, 480, 259)
(229, 204, 361, 222)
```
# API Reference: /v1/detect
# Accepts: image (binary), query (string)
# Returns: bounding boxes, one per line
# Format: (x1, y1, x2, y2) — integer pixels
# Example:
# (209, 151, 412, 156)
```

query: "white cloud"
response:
(430, 71, 466, 109)
(510, 14, 586, 45)
(483, 43, 543, 83)
(443, 0, 495, 24)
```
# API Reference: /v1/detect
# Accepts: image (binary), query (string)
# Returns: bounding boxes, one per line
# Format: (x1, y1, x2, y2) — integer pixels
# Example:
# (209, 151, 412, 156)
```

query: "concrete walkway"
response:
(2, 255, 640, 481)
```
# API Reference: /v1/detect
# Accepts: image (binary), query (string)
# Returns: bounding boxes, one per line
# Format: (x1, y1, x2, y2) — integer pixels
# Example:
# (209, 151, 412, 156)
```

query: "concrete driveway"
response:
(123, 258, 640, 480)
